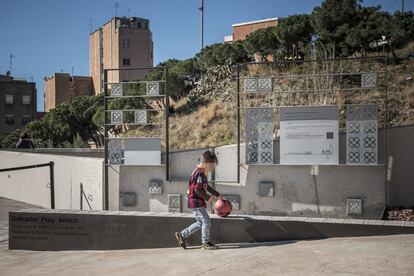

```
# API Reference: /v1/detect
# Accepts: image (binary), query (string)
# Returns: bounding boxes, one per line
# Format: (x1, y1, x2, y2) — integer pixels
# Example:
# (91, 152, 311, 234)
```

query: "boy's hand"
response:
(207, 196, 216, 203)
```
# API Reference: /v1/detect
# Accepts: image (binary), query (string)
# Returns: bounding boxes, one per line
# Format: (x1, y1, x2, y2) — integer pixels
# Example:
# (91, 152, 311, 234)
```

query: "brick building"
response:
(0, 74, 37, 137)
(44, 73, 94, 112)
(224, 17, 279, 42)
(90, 17, 154, 95)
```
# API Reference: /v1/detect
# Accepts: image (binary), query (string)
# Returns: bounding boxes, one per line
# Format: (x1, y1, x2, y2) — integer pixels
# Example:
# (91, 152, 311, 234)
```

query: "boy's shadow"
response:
(185, 240, 296, 250)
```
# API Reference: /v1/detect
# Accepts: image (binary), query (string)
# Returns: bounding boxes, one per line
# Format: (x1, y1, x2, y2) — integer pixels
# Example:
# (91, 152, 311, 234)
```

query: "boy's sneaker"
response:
(175, 232, 186, 250)
(201, 242, 218, 250)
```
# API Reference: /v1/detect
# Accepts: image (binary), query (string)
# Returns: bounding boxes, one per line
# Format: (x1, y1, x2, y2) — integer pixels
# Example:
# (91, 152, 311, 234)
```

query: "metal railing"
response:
(0, 161, 55, 209)
(80, 183, 92, 210)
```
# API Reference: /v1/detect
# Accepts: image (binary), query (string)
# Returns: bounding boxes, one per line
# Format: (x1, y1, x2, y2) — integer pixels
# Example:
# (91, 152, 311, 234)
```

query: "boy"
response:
(175, 150, 221, 250)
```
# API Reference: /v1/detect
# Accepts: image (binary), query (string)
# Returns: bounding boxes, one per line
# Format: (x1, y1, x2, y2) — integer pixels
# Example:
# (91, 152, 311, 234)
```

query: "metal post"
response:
(104, 69, 109, 210)
(49, 161, 55, 209)
(236, 64, 241, 183)
(384, 56, 389, 207)
(165, 66, 170, 181)
(80, 183, 83, 210)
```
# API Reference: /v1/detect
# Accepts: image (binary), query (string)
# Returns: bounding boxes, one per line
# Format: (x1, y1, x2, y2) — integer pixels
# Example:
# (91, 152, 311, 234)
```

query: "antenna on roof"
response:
(9, 54, 14, 73)
(115, 1, 119, 17)
(89, 18, 93, 33)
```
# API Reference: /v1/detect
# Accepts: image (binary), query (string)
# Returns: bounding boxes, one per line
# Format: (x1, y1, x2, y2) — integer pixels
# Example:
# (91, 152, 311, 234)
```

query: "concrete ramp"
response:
(8, 209, 414, 251)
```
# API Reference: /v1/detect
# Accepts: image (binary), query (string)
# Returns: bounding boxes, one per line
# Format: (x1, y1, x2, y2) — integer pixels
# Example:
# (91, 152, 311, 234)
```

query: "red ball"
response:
(214, 198, 232, 217)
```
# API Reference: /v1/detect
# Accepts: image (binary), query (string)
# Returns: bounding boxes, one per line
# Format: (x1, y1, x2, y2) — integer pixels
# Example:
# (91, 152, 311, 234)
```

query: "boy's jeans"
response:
(180, 207, 211, 244)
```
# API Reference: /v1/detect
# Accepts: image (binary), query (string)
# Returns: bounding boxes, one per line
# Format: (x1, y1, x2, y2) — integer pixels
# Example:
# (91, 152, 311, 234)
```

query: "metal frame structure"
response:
(103, 66, 169, 210)
(235, 56, 388, 203)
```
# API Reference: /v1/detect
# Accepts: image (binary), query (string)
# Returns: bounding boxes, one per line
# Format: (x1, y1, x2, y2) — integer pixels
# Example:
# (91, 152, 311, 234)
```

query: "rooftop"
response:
(232, 17, 279, 28)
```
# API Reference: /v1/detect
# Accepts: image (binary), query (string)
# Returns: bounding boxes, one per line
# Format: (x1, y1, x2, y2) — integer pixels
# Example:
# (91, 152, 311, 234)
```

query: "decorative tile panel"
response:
(108, 138, 122, 164)
(149, 180, 163, 195)
(146, 82, 159, 96)
(168, 194, 182, 213)
(346, 198, 363, 215)
(258, 78, 272, 91)
(245, 108, 274, 164)
(134, 110, 147, 124)
(361, 73, 378, 88)
(259, 181, 275, 197)
(122, 192, 137, 207)
(244, 78, 258, 92)
(110, 83, 123, 96)
(111, 110, 123, 125)
(346, 105, 378, 165)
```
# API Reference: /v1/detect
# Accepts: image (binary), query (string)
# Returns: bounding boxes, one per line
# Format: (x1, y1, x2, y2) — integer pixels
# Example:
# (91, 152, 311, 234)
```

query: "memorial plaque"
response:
(280, 106, 339, 165)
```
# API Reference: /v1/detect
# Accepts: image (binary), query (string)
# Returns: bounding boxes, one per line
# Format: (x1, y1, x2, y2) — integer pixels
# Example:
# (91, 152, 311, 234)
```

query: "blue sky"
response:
(0, 0, 412, 111)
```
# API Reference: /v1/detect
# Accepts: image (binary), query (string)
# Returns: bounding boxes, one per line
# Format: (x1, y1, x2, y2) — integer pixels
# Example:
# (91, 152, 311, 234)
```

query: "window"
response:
(123, 58, 130, 66)
(121, 39, 130, 48)
(22, 95, 31, 105)
(22, 116, 31, 125)
(5, 95, 13, 104)
(5, 115, 14, 125)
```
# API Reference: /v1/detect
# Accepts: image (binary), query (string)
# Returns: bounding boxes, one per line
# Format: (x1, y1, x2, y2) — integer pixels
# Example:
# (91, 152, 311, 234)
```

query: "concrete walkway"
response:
(1, 197, 414, 275)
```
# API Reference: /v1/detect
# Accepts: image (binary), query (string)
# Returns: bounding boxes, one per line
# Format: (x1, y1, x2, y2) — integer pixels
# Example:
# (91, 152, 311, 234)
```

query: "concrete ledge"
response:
(9, 208, 414, 251)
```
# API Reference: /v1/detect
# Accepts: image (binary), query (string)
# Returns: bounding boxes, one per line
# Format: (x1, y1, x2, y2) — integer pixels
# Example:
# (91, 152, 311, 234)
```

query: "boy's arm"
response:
(206, 185, 220, 197)
(194, 188, 211, 201)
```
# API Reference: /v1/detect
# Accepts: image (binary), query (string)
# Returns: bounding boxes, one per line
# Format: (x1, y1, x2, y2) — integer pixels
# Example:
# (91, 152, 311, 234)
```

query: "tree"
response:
(345, 6, 390, 56)
(243, 27, 280, 61)
(274, 14, 314, 59)
(196, 41, 249, 70)
(311, 0, 360, 57)
(387, 11, 414, 58)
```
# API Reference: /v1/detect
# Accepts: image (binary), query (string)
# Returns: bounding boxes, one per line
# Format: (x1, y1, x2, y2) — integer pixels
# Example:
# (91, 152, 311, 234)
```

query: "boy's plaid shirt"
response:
(187, 167, 208, 208)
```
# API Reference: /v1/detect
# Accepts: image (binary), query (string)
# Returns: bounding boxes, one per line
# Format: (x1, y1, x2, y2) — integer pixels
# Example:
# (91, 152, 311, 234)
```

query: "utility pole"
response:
(9, 54, 14, 73)
(402, 0, 405, 13)
(199, 0, 204, 50)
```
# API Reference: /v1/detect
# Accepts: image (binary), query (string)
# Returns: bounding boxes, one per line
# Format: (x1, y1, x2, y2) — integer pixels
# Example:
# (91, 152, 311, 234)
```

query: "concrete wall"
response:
(118, 161, 385, 219)
(0, 151, 104, 210)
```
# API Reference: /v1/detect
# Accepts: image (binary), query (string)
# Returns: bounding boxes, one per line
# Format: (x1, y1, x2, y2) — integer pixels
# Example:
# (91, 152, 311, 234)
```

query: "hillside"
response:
(127, 51, 414, 150)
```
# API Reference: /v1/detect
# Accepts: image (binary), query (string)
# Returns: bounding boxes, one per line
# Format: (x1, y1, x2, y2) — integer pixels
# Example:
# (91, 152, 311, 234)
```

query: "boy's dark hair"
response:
(20, 131, 29, 139)
(201, 150, 218, 164)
